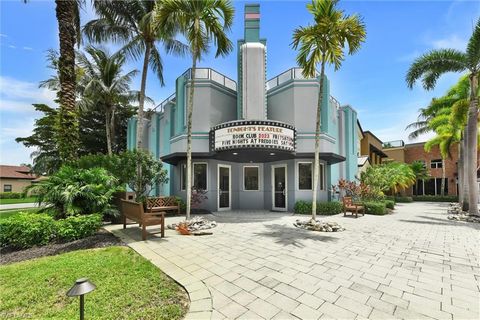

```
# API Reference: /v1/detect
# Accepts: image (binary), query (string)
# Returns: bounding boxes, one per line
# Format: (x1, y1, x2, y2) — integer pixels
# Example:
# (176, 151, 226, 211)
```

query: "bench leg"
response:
(142, 224, 147, 241)
(123, 215, 126, 229)
(343, 209, 346, 217)
(355, 208, 358, 218)
(161, 216, 165, 238)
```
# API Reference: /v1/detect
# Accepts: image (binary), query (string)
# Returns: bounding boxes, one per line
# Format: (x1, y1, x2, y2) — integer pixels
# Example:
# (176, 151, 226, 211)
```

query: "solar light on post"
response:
(66, 278, 96, 320)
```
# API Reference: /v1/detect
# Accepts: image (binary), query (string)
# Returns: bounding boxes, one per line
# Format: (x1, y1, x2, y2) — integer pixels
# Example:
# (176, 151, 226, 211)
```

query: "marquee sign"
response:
(211, 120, 295, 152)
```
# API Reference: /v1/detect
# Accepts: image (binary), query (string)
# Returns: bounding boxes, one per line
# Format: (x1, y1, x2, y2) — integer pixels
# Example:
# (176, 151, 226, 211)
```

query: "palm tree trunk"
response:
(312, 59, 326, 222)
(186, 59, 196, 220)
(136, 41, 151, 150)
(105, 106, 113, 155)
(462, 127, 470, 211)
(110, 105, 116, 153)
(55, 0, 79, 162)
(440, 159, 445, 196)
(458, 139, 464, 205)
(466, 74, 479, 215)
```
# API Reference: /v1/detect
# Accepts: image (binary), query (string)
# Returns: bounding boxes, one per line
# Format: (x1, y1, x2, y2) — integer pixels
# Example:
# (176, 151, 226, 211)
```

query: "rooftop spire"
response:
(244, 4, 260, 42)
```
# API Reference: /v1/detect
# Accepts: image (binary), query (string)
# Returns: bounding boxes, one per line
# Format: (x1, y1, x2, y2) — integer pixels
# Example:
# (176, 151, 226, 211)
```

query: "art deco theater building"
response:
(127, 4, 359, 212)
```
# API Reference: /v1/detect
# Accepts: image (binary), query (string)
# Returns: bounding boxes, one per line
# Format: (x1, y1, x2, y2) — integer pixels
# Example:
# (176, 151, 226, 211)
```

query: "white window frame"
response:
(193, 162, 208, 191)
(3, 184, 12, 192)
(243, 166, 260, 191)
(296, 162, 325, 191)
(430, 159, 443, 169)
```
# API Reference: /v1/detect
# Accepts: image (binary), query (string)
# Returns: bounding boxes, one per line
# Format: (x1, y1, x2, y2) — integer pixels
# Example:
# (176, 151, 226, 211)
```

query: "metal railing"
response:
(383, 140, 405, 148)
(182, 68, 237, 91)
(153, 92, 175, 113)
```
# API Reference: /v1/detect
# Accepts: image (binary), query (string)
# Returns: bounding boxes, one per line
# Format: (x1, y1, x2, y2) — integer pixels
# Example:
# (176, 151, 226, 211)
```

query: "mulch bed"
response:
(0, 228, 125, 265)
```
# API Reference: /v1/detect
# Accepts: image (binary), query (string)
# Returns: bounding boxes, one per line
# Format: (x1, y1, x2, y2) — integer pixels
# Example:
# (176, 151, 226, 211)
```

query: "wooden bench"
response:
(146, 196, 181, 215)
(121, 199, 165, 240)
(342, 196, 364, 218)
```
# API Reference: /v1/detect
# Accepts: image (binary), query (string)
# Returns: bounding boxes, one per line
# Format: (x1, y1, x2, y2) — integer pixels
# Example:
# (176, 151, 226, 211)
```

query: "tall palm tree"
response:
(155, 0, 234, 219)
(54, 0, 82, 162)
(292, 0, 366, 221)
(406, 19, 480, 215)
(83, 0, 187, 151)
(77, 46, 139, 155)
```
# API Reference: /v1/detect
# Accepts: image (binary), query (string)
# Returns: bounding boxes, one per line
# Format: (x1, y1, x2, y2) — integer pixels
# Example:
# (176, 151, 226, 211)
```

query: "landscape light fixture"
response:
(66, 278, 96, 320)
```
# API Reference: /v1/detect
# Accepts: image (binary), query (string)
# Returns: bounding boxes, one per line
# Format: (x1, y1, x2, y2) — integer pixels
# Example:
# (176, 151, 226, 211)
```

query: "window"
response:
(3, 184, 12, 192)
(193, 163, 207, 190)
(244, 166, 259, 190)
(416, 178, 447, 195)
(431, 159, 443, 169)
(298, 162, 312, 190)
(319, 164, 325, 190)
(180, 164, 186, 190)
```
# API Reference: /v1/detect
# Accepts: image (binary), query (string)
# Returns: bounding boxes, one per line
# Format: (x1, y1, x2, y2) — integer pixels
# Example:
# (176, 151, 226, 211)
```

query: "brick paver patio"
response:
(106, 202, 479, 320)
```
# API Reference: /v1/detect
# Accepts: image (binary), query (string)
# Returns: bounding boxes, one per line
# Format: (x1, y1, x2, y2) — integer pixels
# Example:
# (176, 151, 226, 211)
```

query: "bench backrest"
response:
(121, 199, 144, 222)
(342, 196, 353, 207)
(147, 196, 178, 208)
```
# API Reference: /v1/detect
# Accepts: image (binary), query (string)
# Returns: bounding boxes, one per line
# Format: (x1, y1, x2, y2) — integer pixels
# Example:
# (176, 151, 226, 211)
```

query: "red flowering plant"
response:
(334, 179, 383, 202)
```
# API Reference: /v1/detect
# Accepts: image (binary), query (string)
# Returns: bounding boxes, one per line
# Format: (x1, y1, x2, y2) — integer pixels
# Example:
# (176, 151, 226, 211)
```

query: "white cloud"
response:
(23, 46, 33, 51)
(430, 34, 468, 51)
(0, 33, 7, 38)
(8, 45, 16, 49)
(0, 76, 56, 112)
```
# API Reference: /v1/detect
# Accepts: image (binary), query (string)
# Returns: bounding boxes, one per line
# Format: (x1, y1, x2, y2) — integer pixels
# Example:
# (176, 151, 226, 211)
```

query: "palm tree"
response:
(410, 160, 430, 195)
(292, 0, 366, 221)
(155, 0, 234, 219)
(77, 46, 139, 155)
(83, 0, 187, 151)
(54, 0, 82, 162)
(406, 19, 480, 216)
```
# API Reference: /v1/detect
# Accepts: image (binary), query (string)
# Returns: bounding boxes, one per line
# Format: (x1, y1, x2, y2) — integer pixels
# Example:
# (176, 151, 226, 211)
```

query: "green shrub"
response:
(175, 196, 187, 213)
(294, 200, 312, 215)
(0, 192, 24, 199)
(0, 213, 102, 249)
(395, 196, 413, 203)
(317, 201, 342, 215)
(385, 195, 395, 202)
(0, 213, 56, 249)
(294, 201, 342, 215)
(383, 200, 395, 209)
(27, 166, 123, 219)
(363, 201, 387, 215)
(56, 214, 102, 242)
(412, 195, 458, 202)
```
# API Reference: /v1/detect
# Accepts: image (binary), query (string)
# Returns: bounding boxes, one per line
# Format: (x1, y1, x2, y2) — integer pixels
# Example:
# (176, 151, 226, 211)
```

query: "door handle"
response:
(282, 189, 286, 196)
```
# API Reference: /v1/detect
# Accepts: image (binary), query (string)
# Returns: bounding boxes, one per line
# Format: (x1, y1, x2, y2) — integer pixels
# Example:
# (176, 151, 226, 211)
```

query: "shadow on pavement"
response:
(253, 223, 338, 248)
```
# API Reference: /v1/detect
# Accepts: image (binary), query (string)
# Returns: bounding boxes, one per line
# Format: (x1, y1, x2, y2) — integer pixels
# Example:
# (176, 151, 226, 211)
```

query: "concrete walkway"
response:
(0, 202, 37, 210)
(105, 202, 479, 320)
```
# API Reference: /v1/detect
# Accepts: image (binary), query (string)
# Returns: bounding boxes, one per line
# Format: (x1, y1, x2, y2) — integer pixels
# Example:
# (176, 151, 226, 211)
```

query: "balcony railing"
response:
(383, 140, 405, 148)
(153, 92, 175, 113)
(182, 68, 237, 91)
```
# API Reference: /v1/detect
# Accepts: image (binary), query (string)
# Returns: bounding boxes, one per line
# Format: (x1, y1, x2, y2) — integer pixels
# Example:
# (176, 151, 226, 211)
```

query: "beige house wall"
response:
(384, 147, 405, 162)
(0, 178, 33, 193)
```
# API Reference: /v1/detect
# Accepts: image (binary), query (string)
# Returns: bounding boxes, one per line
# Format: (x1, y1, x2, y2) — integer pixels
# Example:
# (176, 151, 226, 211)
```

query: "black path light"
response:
(66, 278, 96, 320)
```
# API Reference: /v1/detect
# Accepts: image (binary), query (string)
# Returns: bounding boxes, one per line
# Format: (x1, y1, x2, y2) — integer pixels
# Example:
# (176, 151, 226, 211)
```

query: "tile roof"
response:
(0, 165, 37, 180)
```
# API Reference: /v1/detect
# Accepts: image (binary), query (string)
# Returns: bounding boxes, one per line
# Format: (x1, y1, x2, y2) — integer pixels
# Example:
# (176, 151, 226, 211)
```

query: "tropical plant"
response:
(292, 0, 366, 221)
(83, 0, 187, 151)
(406, 19, 480, 215)
(27, 166, 123, 219)
(410, 160, 430, 195)
(77, 46, 139, 155)
(155, 0, 234, 219)
(361, 162, 416, 195)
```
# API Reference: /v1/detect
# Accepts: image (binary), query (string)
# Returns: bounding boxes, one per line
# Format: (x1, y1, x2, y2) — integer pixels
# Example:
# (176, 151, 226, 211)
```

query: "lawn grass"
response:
(0, 208, 39, 220)
(0, 246, 188, 320)
(0, 197, 37, 205)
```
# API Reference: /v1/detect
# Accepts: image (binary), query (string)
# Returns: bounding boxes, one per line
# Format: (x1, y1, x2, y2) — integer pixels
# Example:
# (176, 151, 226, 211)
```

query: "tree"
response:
(155, 0, 234, 219)
(54, 0, 82, 162)
(292, 0, 366, 221)
(361, 162, 416, 195)
(410, 160, 430, 195)
(77, 46, 139, 155)
(406, 19, 480, 216)
(83, 0, 187, 151)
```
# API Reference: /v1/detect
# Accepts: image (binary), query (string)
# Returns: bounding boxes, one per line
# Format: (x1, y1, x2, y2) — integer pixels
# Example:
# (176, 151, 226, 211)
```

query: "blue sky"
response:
(1, 0, 479, 165)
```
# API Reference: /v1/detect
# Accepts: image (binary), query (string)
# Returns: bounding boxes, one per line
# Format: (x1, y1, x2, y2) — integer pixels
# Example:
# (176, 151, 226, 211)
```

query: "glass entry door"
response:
(218, 165, 231, 211)
(272, 165, 287, 211)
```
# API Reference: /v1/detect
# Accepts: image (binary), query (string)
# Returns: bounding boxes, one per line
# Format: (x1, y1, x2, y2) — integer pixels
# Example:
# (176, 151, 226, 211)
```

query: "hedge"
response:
(0, 213, 102, 249)
(395, 196, 413, 203)
(363, 201, 387, 215)
(412, 195, 458, 202)
(0, 192, 25, 199)
(294, 200, 342, 215)
(383, 200, 395, 209)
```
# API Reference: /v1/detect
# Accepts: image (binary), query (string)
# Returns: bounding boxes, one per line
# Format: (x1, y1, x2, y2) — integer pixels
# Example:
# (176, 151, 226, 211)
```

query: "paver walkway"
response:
(106, 202, 479, 320)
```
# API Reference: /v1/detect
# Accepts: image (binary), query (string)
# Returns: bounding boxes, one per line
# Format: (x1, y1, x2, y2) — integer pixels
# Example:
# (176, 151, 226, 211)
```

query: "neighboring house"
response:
(0, 165, 37, 193)
(127, 4, 359, 212)
(382, 141, 478, 197)
(360, 131, 388, 165)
